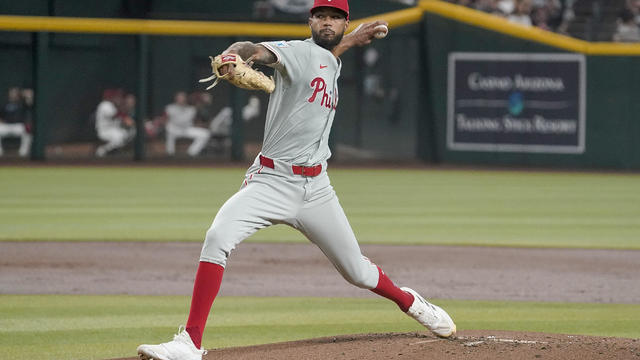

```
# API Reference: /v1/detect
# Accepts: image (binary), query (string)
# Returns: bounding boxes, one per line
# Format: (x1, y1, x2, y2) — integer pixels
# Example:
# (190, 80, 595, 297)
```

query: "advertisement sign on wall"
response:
(447, 53, 586, 154)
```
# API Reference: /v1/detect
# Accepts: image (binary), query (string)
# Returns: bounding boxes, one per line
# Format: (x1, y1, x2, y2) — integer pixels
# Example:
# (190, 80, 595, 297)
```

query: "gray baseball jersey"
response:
(260, 39, 341, 166)
(200, 38, 379, 290)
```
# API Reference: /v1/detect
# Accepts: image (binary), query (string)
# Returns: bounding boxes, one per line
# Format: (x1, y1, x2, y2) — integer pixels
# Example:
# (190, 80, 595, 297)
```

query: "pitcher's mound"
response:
(202, 330, 639, 360)
(115, 331, 639, 360)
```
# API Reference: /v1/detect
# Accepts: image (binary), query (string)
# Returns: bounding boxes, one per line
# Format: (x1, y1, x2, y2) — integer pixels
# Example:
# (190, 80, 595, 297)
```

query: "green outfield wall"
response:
(419, 12, 640, 170)
(2, 1, 639, 168)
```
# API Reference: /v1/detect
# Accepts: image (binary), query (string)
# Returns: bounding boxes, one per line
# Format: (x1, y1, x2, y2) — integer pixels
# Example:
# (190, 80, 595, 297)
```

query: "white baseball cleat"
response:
(137, 326, 207, 360)
(401, 287, 457, 338)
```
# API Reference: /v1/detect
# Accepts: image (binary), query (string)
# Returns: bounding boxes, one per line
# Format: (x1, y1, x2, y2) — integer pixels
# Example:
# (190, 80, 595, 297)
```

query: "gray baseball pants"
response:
(200, 154, 380, 289)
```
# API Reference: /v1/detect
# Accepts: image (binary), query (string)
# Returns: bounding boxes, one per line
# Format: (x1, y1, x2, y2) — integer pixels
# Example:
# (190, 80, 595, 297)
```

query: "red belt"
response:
(260, 155, 322, 177)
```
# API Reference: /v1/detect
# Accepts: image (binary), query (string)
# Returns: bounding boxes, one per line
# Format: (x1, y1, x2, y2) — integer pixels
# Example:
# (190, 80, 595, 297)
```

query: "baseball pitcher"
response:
(138, 1, 455, 359)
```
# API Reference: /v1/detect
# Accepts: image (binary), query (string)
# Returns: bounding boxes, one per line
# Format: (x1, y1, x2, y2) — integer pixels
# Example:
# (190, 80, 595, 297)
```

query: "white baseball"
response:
(373, 24, 388, 39)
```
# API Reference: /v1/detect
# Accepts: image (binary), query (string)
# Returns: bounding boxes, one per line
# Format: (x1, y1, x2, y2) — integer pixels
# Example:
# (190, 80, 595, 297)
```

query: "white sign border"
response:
(446, 52, 587, 154)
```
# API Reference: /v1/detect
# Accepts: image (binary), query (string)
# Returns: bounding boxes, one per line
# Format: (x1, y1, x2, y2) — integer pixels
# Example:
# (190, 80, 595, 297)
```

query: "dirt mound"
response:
(116, 331, 640, 360)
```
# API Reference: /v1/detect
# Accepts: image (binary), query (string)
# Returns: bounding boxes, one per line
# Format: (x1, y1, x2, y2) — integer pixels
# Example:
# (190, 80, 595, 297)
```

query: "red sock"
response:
(370, 266, 414, 312)
(185, 261, 224, 349)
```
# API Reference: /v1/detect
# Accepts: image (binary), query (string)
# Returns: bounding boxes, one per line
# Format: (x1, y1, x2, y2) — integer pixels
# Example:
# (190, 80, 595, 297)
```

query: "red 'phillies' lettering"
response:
(308, 77, 325, 103)
(307, 77, 338, 109)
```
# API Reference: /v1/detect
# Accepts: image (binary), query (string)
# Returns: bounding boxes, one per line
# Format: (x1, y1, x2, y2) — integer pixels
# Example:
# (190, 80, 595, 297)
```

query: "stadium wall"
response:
(2, 1, 639, 168)
(419, 4, 640, 170)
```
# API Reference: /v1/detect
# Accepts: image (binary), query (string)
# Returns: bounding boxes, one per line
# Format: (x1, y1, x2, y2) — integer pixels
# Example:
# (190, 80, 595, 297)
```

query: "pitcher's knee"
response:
(342, 263, 378, 289)
(199, 226, 233, 267)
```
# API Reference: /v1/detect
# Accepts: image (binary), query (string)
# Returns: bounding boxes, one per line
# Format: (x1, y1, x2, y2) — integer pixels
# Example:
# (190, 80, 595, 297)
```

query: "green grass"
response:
(0, 166, 639, 248)
(0, 295, 638, 360)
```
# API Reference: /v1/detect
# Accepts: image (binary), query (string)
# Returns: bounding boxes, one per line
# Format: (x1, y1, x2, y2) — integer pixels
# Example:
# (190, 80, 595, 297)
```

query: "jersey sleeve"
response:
(260, 40, 309, 82)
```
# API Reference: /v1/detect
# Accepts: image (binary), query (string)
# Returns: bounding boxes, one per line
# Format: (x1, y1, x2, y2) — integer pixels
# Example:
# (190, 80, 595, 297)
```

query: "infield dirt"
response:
(111, 331, 640, 360)
(2, 241, 639, 303)
(1, 241, 638, 359)
(198, 331, 640, 360)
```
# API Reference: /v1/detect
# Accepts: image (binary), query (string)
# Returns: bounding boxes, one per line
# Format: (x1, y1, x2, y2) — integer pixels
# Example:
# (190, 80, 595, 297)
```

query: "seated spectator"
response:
(95, 89, 135, 157)
(524, 0, 560, 29)
(208, 96, 261, 139)
(531, 5, 552, 30)
(165, 91, 210, 156)
(242, 96, 261, 122)
(192, 91, 215, 126)
(209, 107, 233, 139)
(508, 0, 533, 26)
(0, 87, 32, 157)
(498, 0, 515, 15)
(452, 0, 563, 27)
(613, 8, 640, 42)
(449, 0, 625, 37)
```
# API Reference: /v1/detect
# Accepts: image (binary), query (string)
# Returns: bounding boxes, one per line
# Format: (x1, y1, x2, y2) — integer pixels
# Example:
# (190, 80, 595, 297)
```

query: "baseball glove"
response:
(199, 54, 275, 94)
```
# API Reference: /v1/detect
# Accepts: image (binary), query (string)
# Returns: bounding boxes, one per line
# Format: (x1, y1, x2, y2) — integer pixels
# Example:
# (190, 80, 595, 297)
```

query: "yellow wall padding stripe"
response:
(0, 7, 420, 38)
(419, 0, 640, 55)
(0, 15, 310, 37)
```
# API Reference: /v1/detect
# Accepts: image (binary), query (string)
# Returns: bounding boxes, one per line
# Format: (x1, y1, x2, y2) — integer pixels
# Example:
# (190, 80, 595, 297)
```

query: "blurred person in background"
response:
(207, 96, 261, 141)
(531, 4, 552, 30)
(555, 0, 576, 34)
(447, 0, 566, 32)
(508, 0, 533, 26)
(95, 89, 135, 157)
(193, 91, 215, 126)
(0, 87, 32, 157)
(540, 0, 563, 29)
(143, 93, 166, 139)
(473, 0, 505, 15)
(525, 0, 563, 32)
(450, 0, 565, 27)
(498, 0, 515, 14)
(164, 91, 210, 157)
(268, 0, 314, 14)
(241, 96, 261, 122)
(208, 107, 233, 151)
(613, 7, 640, 42)
(628, 0, 640, 24)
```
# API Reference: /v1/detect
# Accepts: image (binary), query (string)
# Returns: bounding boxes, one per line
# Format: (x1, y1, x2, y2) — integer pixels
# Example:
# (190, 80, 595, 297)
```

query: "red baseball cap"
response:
(310, 0, 349, 20)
